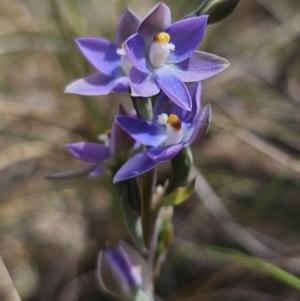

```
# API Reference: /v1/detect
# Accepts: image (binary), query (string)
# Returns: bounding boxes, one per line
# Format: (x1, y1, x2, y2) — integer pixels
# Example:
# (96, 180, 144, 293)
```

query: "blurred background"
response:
(1, 0, 300, 300)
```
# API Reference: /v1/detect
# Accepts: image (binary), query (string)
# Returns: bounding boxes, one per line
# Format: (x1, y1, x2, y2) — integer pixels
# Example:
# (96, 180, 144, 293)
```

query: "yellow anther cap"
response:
(153, 32, 171, 43)
(105, 129, 111, 138)
(167, 114, 182, 130)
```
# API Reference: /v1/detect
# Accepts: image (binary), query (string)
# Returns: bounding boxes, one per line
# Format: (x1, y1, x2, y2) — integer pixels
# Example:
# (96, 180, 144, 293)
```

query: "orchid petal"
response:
(153, 92, 173, 121)
(111, 76, 130, 93)
(155, 65, 192, 111)
(171, 51, 230, 82)
(65, 73, 119, 95)
(116, 116, 166, 147)
(147, 143, 183, 163)
(166, 16, 208, 63)
(110, 106, 135, 155)
(186, 104, 211, 145)
(67, 142, 110, 164)
(125, 34, 150, 72)
(89, 166, 107, 177)
(76, 38, 122, 77)
(138, 3, 171, 46)
(113, 150, 158, 182)
(45, 164, 98, 179)
(115, 8, 140, 45)
(182, 82, 202, 124)
(129, 67, 160, 97)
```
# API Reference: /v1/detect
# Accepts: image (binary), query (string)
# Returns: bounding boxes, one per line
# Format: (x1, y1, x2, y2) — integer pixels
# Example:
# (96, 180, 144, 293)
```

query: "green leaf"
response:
(158, 178, 196, 207)
(178, 244, 300, 291)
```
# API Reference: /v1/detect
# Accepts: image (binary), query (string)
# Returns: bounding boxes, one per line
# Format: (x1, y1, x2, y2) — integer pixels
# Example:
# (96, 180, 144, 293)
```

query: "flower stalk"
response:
(141, 166, 157, 251)
(132, 96, 153, 121)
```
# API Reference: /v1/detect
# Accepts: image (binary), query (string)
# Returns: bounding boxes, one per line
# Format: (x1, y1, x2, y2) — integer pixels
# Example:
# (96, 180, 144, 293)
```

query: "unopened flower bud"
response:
(188, 0, 241, 24)
(98, 241, 147, 300)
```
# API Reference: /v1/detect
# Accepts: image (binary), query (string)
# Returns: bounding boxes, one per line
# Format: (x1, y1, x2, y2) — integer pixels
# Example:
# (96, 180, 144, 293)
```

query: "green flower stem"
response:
(130, 95, 156, 252)
(141, 167, 157, 251)
(139, 157, 159, 297)
(130, 95, 159, 295)
(131, 97, 153, 121)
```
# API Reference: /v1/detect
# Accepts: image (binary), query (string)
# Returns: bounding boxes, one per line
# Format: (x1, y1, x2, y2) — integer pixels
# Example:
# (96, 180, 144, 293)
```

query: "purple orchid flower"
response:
(113, 82, 210, 183)
(125, 3, 230, 111)
(46, 106, 135, 179)
(65, 8, 140, 96)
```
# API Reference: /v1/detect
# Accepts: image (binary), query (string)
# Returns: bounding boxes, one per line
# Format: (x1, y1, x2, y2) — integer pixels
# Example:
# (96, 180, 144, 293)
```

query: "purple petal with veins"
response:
(89, 166, 107, 177)
(138, 3, 171, 46)
(111, 77, 130, 93)
(67, 142, 110, 164)
(166, 16, 208, 63)
(171, 51, 230, 82)
(155, 65, 191, 111)
(110, 106, 135, 155)
(181, 82, 202, 124)
(116, 116, 166, 147)
(153, 92, 174, 121)
(113, 150, 158, 182)
(125, 34, 150, 73)
(45, 164, 98, 179)
(147, 143, 183, 162)
(186, 104, 211, 145)
(65, 73, 116, 95)
(76, 38, 122, 77)
(129, 67, 160, 97)
(115, 8, 140, 46)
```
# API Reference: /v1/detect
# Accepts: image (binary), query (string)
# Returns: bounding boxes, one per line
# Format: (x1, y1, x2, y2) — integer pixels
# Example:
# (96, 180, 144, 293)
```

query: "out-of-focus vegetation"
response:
(1, 0, 300, 300)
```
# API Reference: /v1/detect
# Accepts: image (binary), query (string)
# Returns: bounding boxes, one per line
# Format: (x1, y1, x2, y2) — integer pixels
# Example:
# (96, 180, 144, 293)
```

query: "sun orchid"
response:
(113, 82, 210, 183)
(125, 3, 230, 111)
(46, 1, 237, 298)
(65, 8, 140, 95)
